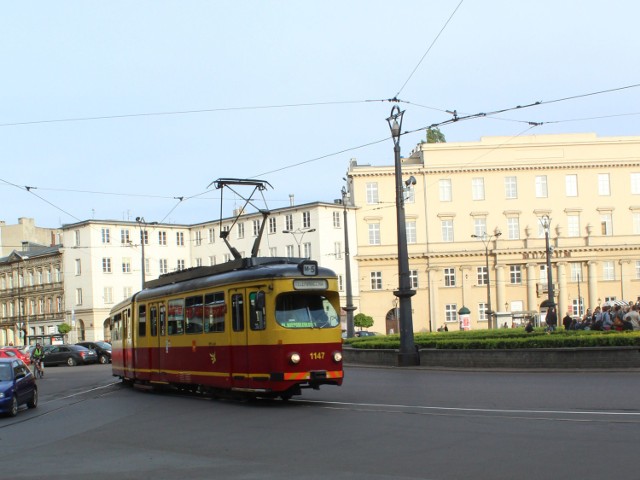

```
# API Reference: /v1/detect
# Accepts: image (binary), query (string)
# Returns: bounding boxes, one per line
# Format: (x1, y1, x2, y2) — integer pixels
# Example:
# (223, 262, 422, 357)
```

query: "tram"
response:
(110, 179, 343, 400)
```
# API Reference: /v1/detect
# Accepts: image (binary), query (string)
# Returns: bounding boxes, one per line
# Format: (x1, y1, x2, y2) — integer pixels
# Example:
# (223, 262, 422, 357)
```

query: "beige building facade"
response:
(347, 133, 640, 333)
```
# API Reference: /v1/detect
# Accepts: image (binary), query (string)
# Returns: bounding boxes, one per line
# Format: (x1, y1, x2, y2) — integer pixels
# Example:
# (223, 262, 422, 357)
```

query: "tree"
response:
(426, 127, 446, 143)
(354, 313, 374, 330)
(58, 323, 71, 340)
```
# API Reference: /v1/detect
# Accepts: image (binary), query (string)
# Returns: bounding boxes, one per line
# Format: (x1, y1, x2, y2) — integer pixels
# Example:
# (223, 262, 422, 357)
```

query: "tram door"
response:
(229, 289, 267, 389)
(123, 307, 133, 374)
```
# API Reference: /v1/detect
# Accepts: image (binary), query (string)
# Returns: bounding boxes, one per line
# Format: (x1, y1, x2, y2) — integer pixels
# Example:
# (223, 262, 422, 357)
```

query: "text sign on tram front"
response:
(293, 279, 328, 291)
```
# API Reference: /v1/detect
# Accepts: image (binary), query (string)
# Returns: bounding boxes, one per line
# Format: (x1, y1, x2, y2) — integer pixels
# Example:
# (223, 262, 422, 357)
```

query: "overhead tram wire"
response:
(394, 0, 465, 98)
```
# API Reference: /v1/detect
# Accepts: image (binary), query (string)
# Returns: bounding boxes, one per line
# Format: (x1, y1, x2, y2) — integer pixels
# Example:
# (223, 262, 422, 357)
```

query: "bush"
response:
(344, 328, 640, 350)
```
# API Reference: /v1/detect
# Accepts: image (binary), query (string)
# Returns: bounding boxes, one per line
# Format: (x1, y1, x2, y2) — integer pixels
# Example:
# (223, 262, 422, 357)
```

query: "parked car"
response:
(76, 341, 112, 364)
(354, 331, 378, 337)
(0, 347, 31, 365)
(42, 344, 98, 366)
(0, 358, 37, 417)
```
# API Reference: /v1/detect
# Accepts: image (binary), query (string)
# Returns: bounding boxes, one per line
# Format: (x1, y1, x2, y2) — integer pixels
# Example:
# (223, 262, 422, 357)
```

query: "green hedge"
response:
(344, 329, 640, 350)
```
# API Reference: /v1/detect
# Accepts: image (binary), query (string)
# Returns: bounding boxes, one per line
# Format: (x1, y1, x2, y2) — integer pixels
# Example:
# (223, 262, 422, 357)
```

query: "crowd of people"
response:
(560, 303, 640, 331)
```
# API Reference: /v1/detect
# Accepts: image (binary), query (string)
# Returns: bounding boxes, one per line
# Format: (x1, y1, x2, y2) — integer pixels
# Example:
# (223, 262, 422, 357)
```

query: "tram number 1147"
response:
(309, 352, 325, 360)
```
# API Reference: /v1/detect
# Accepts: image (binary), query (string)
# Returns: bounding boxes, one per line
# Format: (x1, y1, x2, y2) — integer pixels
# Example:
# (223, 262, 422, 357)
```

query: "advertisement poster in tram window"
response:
(460, 314, 471, 331)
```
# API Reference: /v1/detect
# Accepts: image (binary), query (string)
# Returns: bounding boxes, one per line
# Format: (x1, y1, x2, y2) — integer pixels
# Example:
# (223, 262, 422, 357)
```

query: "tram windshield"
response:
(275, 293, 339, 329)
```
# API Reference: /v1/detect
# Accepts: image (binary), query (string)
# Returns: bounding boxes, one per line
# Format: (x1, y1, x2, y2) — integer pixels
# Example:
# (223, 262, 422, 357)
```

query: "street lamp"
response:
(282, 228, 316, 258)
(387, 105, 418, 366)
(471, 231, 502, 329)
(540, 215, 555, 309)
(341, 186, 357, 339)
(135, 217, 157, 290)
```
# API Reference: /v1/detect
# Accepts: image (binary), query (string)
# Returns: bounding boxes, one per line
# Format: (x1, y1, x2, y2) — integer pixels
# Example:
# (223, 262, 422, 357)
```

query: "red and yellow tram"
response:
(110, 258, 343, 400)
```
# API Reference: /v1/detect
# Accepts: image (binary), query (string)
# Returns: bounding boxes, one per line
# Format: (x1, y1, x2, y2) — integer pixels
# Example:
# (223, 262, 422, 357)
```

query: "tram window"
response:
(185, 295, 204, 334)
(232, 294, 244, 332)
(168, 299, 185, 335)
(138, 305, 147, 337)
(204, 292, 226, 333)
(275, 294, 340, 329)
(249, 291, 266, 331)
(160, 305, 166, 336)
(112, 313, 122, 341)
(150, 306, 158, 336)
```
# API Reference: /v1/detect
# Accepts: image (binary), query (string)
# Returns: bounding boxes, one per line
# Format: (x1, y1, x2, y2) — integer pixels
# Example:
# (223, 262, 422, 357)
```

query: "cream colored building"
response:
(0, 217, 62, 257)
(347, 133, 640, 333)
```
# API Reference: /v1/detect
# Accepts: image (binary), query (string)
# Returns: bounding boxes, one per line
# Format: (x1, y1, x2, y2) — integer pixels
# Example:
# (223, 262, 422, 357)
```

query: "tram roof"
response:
(135, 257, 336, 301)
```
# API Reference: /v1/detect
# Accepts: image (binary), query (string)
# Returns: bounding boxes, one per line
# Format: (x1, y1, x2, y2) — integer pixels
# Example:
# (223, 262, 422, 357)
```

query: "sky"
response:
(1, 0, 639, 229)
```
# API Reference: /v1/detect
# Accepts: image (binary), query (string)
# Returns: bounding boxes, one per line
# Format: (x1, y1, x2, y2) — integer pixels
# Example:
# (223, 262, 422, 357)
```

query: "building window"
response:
(504, 176, 517, 199)
(445, 304, 457, 323)
(252, 220, 260, 237)
(370, 272, 382, 290)
(570, 262, 582, 282)
(159, 259, 168, 274)
(121, 229, 130, 244)
(406, 221, 416, 244)
(195, 230, 202, 246)
(572, 298, 584, 317)
(603, 261, 615, 281)
(208, 227, 216, 243)
(600, 213, 612, 236)
(509, 265, 522, 284)
(472, 178, 485, 201)
(177, 259, 185, 271)
(122, 258, 131, 274)
(507, 217, 520, 240)
(285, 215, 293, 231)
(567, 215, 580, 237)
(477, 266, 488, 286)
(269, 217, 277, 234)
(123, 286, 133, 299)
(631, 173, 640, 195)
(76, 288, 83, 306)
(441, 220, 454, 242)
(75, 259, 81, 276)
(286, 245, 294, 257)
(439, 179, 452, 202)
(444, 268, 456, 287)
(141, 230, 149, 245)
(598, 173, 611, 196)
(303, 243, 311, 258)
(478, 303, 488, 322)
(144, 258, 150, 275)
(338, 274, 344, 291)
(334, 242, 342, 260)
(302, 211, 311, 229)
(409, 270, 419, 288)
(635, 261, 640, 280)
(237, 223, 245, 239)
(565, 174, 578, 197)
(540, 265, 547, 284)
(366, 182, 379, 204)
(405, 184, 415, 203)
(269, 247, 277, 257)
(158, 231, 167, 245)
(104, 287, 113, 304)
(74, 230, 81, 247)
(195, 258, 202, 267)
(176, 231, 185, 246)
(101, 228, 111, 244)
(474, 218, 487, 238)
(368, 223, 380, 245)
(209, 256, 216, 266)
(535, 175, 548, 198)
(333, 212, 341, 228)
(102, 258, 112, 274)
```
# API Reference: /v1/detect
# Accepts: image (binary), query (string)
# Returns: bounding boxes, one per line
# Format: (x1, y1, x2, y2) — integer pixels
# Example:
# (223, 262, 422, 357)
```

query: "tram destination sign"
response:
(293, 279, 328, 290)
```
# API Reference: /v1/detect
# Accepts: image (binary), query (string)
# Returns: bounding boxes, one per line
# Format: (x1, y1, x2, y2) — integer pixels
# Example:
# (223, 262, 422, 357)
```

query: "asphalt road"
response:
(1, 364, 639, 480)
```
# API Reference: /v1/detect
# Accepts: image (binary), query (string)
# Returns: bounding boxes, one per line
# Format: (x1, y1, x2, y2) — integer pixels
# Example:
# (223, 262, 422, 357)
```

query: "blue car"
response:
(0, 358, 38, 417)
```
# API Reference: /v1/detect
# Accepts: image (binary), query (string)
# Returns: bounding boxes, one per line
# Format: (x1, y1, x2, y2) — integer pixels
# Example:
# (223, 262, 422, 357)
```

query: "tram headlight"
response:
(289, 352, 301, 365)
(333, 351, 343, 363)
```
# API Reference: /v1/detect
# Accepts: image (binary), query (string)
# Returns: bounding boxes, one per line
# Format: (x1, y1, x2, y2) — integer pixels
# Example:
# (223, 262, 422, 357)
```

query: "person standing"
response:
(563, 311, 573, 330)
(545, 307, 558, 333)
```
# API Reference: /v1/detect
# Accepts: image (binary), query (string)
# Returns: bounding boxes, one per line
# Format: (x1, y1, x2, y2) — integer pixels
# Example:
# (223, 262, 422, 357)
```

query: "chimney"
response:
(289, 194, 294, 206)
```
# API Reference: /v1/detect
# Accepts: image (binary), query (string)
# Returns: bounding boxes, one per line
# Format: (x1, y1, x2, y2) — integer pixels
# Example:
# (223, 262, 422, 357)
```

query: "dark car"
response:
(76, 341, 112, 364)
(354, 331, 377, 337)
(42, 344, 98, 366)
(0, 358, 37, 417)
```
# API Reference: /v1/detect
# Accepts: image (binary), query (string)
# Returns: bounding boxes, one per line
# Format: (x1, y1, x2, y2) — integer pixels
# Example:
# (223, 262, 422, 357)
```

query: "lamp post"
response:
(387, 105, 418, 366)
(540, 215, 555, 309)
(341, 186, 357, 338)
(135, 217, 157, 290)
(282, 228, 316, 258)
(471, 231, 502, 329)
(16, 254, 29, 344)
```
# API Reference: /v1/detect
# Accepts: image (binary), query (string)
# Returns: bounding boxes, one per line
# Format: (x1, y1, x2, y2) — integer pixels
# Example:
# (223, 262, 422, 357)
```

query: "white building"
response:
(61, 201, 359, 341)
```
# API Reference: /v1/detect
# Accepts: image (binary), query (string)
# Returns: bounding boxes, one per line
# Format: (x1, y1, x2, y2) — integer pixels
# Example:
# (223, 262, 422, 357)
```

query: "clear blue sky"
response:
(1, 1, 639, 228)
